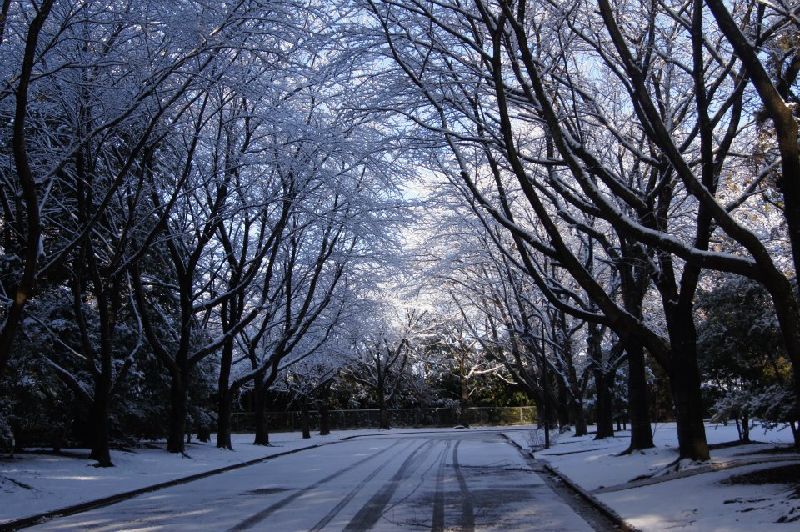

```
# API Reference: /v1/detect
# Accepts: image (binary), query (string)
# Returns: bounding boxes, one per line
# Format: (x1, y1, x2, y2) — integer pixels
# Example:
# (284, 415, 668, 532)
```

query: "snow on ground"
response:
(0, 430, 364, 525)
(510, 422, 800, 531)
(0, 425, 534, 525)
(19, 431, 593, 532)
(601, 461, 799, 531)
(7, 422, 795, 531)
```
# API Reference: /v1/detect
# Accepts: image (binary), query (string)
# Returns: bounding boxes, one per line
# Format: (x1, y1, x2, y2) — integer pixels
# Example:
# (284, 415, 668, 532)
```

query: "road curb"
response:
(540, 461, 640, 532)
(499, 434, 639, 532)
(0, 439, 340, 531)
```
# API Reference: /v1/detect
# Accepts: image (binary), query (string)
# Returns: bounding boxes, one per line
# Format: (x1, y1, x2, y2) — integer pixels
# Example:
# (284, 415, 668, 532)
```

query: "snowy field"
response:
(513, 422, 800, 531)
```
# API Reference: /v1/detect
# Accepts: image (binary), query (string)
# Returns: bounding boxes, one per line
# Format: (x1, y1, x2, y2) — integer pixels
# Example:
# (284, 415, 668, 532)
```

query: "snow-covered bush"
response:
(526, 427, 560, 450)
(711, 384, 798, 442)
(711, 387, 755, 441)
(698, 276, 799, 444)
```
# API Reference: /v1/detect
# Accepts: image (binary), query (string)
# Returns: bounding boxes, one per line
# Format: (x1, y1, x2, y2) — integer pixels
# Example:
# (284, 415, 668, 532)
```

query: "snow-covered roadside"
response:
(0, 430, 371, 525)
(0, 425, 534, 525)
(510, 423, 800, 531)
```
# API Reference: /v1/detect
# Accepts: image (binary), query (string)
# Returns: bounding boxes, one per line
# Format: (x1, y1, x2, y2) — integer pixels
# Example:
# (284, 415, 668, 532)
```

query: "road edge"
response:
(499, 434, 640, 532)
(0, 440, 340, 531)
(0, 426, 556, 531)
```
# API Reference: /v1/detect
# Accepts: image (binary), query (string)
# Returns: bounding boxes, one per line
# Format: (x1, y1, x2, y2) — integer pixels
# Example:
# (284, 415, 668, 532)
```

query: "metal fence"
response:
(231, 406, 536, 433)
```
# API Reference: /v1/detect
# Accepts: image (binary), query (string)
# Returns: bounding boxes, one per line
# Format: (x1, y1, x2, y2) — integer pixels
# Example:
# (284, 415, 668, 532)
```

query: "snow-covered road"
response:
(27, 431, 604, 531)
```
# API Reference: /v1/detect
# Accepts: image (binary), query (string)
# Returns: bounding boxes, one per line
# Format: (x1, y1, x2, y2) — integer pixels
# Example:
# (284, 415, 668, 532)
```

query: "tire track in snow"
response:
(452, 440, 475, 531)
(308, 439, 418, 531)
(229, 439, 407, 531)
(343, 439, 434, 531)
(431, 439, 452, 532)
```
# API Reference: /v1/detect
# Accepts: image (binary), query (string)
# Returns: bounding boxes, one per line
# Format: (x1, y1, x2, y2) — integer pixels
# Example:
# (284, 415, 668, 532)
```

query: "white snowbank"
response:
(517, 422, 800, 531)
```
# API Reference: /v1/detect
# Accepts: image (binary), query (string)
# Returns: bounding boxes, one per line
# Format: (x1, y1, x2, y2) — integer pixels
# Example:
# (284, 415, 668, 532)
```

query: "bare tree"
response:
(347, 309, 421, 429)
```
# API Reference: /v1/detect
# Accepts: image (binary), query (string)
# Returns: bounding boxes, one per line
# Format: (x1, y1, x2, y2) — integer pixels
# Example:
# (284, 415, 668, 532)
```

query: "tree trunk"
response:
(301, 397, 311, 439)
(377, 388, 389, 429)
(571, 399, 588, 437)
(553, 309, 573, 431)
(167, 373, 187, 453)
(588, 323, 614, 439)
(319, 398, 330, 436)
(217, 389, 233, 450)
(540, 388, 551, 449)
(664, 304, 709, 461)
(626, 340, 654, 451)
(538, 350, 551, 448)
(594, 372, 614, 439)
(669, 367, 709, 460)
(89, 387, 112, 467)
(619, 259, 654, 451)
(741, 414, 750, 443)
(557, 379, 571, 429)
(460, 378, 469, 427)
(217, 329, 234, 449)
(253, 372, 270, 446)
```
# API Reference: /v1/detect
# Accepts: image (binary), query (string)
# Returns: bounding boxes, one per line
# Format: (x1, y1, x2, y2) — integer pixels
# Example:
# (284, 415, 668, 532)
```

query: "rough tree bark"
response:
(88, 381, 112, 467)
(666, 307, 709, 460)
(618, 247, 654, 451)
(217, 387, 233, 450)
(167, 371, 188, 454)
(625, 339, 654, 451)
